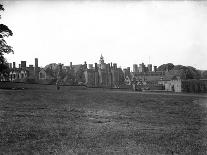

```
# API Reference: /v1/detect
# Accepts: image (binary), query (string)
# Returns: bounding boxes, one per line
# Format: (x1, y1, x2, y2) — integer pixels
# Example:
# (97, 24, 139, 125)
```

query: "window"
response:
(40, 72, 45, 79)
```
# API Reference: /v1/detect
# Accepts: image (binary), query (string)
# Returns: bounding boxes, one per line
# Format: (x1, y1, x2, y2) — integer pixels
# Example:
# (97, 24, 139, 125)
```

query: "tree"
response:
(173, 65, 201, 79)
(186, 66, 201, 79)
(157, 63, 174, 71)
(0, 4, 13, 79)
(202, 71, 207, 79)
(44, 63, 59, 78)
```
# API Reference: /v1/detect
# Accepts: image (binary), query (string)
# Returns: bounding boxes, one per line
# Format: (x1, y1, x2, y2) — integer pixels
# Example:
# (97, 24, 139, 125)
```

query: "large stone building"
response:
(7, 57, 166, 87)
(9, 58, 40, 82)
(6, 56, 207, 93)
(129, 62, 165, 84)
(84, 55, 124, 88)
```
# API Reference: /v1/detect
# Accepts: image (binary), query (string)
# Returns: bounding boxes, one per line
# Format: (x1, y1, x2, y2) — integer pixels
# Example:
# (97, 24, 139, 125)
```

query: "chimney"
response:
(13, 62, 16, 69)
(35, 58, 38, 68)
(70, 62, 72, 69)
(154, 66, 157, 72)
(84, 61, 87, 69)
(95, 63, 98, 70)
(113, 63, 117, 70)
(21, 61, 26, 68)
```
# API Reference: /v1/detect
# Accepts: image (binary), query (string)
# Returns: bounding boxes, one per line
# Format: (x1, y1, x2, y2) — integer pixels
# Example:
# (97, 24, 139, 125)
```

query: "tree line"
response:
(157, 63, 207, 79)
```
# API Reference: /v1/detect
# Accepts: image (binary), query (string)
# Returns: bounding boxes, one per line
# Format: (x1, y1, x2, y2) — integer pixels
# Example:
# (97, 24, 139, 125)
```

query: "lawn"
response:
(0, 85, 207, 154)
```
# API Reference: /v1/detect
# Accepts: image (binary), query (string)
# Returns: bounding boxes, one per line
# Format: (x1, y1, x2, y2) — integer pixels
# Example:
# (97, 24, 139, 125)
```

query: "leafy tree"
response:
(63, 70, 76, 85)
(173, 65, 201, 79)
(186, 66, 201, 79)
(45, 67, 56, 78)
(158, 63, 174, 71)
(44, 63, 59, 78)
(160, 63, 201, 80)
(202, 71, 207, 79)
(0, 4, 13, 79)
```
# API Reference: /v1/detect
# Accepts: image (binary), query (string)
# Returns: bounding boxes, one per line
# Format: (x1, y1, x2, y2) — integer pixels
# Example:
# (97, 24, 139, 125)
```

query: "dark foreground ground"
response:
(0, 85, 207, 155)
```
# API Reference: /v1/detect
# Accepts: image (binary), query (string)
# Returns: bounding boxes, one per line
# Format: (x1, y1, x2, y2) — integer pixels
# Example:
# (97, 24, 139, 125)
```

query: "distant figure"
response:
(56, 81, 60, 90)
(56, 63, 63, 90)
(172, 85, 175, 92)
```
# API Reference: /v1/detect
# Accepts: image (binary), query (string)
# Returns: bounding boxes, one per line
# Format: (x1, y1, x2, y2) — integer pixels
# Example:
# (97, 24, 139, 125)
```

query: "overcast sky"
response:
(1, 0, 207, 70)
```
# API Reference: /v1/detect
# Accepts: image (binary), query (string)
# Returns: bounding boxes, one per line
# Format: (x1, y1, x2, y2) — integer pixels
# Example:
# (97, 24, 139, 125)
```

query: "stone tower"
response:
(99, 54, 104, 65)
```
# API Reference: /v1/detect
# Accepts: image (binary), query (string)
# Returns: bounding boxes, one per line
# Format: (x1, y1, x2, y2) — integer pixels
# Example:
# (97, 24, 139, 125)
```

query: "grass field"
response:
(0, 85, 207, 154)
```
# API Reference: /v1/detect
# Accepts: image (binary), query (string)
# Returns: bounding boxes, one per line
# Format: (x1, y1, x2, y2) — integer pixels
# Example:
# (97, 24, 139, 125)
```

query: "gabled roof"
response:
(39, 68, 55, 77)
(39, 68, 46, 72)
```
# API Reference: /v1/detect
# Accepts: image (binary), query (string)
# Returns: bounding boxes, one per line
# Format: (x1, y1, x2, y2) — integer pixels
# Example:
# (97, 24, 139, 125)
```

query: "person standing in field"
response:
(56, 63, 64, 90)
(56, 80, 60, 90)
